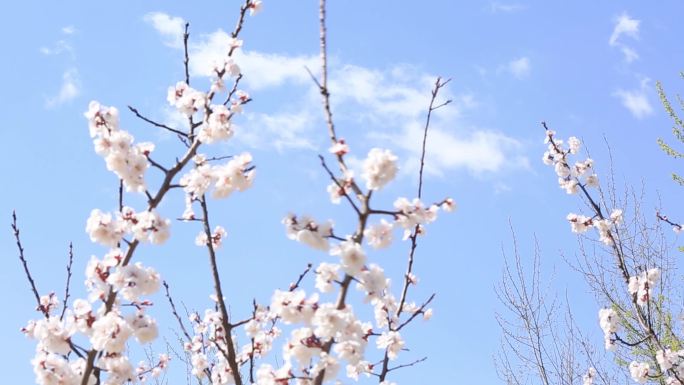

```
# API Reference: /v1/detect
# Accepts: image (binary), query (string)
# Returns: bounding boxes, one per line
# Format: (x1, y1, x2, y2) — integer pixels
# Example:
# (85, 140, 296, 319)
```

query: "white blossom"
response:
(330, 240, 366, 276)
(364, 219, 393, 249)
(629, 361, 650, 383)
(362, 148, 398, 190)
(376, 331, 404, 360)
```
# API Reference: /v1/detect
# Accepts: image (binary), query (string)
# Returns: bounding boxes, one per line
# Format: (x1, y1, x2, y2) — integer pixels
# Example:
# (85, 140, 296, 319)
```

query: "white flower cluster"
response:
(200, 104, 235, 144)
(86, 207, 170, 247)
(85, 254, 161, 313)
(195, 225, 228, 249)
(656, 348, 684, 380)
(394, 197, 440, 239)
(362, 148, 398, 191)
(629, 361, 650, 384)
(330, 241, 367, 276)
(184, 308, 278, 384)
(107, 262, 161, 301)
(566, 209, 623, 245)
(38, 292, 59, 315)
(273, 142, 449, 382)
(329, 139, 349, 156)
(241, 305, 280, 362)
(167, 81, 207, 117)
(543, 130, 598, 195)
(628, 268, 660, 306)
(85, 101, 155, 193)
(363, 219, 394, 249)
(598, 307, 619, 351)
(315, 263, 340, 293)
(283, 214, 333, 251)
(376, 331, 404, 360)
(24, 297, 161, 385)
(278, 301, 373, 381)
(181, 154, 255, 219)
(327, 170, 354, 204)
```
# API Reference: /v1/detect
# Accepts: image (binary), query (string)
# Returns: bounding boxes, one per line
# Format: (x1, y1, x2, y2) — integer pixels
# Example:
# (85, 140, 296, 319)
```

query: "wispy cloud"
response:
(504, 57, 531, 79)
(327, 64, 528, 176)
(61, 25, 76, 35)
(144, 12, 186, 49)
(147, 13, 529, 176)
(613, 77, 653, 119)
(609, 12, 640, 63)
(187, 29, 318, 90)
(391, 122, 528, 177)
(45, 69, 80, 108)
(40, 40, 73, 56)
(241, 111, 317, 151)
(609, 12, 640, 46)
(41, 26, 77, 56)
(489, 2, 526, 13)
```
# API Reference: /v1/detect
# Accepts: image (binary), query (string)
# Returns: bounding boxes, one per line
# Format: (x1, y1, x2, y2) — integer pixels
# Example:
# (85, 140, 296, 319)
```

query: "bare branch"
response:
(128, 106, 188, 138)
(59, 242, 74, 320)
(11, 211, 46, 317)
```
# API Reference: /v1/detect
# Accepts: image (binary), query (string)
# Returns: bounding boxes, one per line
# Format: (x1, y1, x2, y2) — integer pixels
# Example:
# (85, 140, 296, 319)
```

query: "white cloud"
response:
(394, 122, 528, 177)
(61, 26, 76, 35)
(241, 111, 316, 151)
(490, 2, 525, 13)
(613, 78, 653, 119)
(328, 64, 527, 176)
(46, 69, 80, 108)
(505, 57, 531, 79)
(147, 16, 528, 176)
(609, 12, 640, 63)
(144, 12, 186, 49)
(187, 29, 318, 90)
(620, 46, 639, 63)
(609, 12, 640, 46)
(329, 64, 440, 120)
(40, 40, 73, 56)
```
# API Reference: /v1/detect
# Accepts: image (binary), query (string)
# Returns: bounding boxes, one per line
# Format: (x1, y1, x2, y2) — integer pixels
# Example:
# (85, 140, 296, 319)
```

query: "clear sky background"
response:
(1, 1, 683, 384)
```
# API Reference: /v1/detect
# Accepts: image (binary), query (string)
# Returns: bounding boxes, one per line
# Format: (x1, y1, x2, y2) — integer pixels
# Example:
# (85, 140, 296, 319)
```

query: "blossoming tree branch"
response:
(13, 1, 455, 385)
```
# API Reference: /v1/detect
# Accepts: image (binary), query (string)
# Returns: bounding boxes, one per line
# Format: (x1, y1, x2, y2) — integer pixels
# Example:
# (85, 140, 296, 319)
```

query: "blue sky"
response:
(2, 1, 683, 384)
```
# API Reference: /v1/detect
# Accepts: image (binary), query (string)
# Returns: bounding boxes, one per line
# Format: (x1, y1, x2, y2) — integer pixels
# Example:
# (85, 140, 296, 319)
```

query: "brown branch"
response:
(128, 106, 188, 137)
(387, 356, 427, 373)
(289, 263, 314, 291)
(59, 242, 74, 320)
(198, 195, 243, 385)
(656, 211, 682, 232)
(163, 281, 192, 342)
(307, 0, 363, 199)
(147, 156, 169, 173)
(318, 154, 361, 215)
(543, 122, 684, 385)
(223, 73, 245, 106)
(12, 211, 47, 317)
(397, 77, 449, 318)
(396, 293, 436, 331)
(418, 77, 451, 199)
(80, 138, 202, 385)
(183, 22, 190, 85)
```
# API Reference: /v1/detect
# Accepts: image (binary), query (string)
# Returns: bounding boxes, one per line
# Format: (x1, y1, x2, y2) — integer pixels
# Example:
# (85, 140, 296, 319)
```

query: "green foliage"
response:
(656, 74, 684, 186)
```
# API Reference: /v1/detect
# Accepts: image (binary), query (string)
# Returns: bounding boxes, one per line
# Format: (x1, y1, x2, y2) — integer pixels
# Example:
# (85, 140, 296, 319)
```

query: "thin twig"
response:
(59, 242, 74, 320)
(128, 106, 188, 137)
(289, 263, 313, 291)
(387, 356, 428, 373)
(163, 281, 192, 342)
(318, 154, 361, 215)
(12, 211, 46, 317)
(198, 194, 243, 385)
(183, 22, 191, 85)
